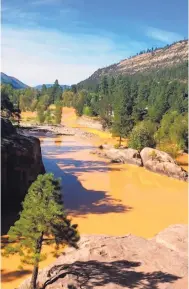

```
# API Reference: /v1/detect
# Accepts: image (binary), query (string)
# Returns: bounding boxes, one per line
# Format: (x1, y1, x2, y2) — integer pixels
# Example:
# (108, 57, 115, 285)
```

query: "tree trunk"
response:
(30, 265, 39, 289)
(119, 136, 122, 147)
(30, 232, 44, 289)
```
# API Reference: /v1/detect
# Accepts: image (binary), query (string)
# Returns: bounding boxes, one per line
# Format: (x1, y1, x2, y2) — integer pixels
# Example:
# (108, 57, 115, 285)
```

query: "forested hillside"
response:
(63, 40, 188, 156)
(78, 40, 188, 89)
(1, 40, 188, 157)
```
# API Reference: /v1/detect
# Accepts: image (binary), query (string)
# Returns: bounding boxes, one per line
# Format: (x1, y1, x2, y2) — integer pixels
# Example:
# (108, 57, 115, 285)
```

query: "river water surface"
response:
(41, 133, 188, 237)
(2, 108, 188, 289)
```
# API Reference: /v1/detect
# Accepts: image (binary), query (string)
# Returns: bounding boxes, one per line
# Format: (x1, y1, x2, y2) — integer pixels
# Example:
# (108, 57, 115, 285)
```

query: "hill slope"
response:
(1, 72, 29, 89)
(79, 40, 188, 87)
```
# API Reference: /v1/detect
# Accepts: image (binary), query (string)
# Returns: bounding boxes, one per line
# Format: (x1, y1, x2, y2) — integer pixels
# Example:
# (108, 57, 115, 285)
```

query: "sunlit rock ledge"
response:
(20, 224, 188, 289)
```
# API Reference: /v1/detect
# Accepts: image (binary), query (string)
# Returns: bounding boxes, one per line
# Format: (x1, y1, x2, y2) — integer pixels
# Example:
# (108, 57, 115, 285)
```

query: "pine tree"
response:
(54, 101, 62, 124)
(112, 78, 133, 146)
(37, 106, 45, 124)
(3, 174, 79, 289)
(99, 76, 112, 129)
(50, 80, 63, 103)
(41, 84, 47, 95)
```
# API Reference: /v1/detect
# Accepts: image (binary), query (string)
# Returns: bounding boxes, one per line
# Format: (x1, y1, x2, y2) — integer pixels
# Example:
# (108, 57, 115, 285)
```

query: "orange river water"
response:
(1, 107, 188, 289)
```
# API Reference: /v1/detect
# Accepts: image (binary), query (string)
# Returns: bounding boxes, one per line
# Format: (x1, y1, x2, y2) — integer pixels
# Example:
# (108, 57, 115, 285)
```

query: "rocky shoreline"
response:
(19, 122, 96, 139)
(91, 145, 188, 182)
(20, 123, 188, 182)
(19, 224, 188, 289)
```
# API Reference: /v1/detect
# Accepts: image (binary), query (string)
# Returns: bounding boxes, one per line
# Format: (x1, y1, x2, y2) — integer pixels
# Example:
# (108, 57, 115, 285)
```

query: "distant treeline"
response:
(1, 80, 63, 124)
(1, 59, 188, 155)
(64, 61, 188, 155)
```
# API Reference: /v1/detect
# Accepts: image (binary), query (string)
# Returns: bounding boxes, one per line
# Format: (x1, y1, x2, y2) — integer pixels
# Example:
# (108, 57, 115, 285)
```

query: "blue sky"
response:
(1, 0, 188, 86)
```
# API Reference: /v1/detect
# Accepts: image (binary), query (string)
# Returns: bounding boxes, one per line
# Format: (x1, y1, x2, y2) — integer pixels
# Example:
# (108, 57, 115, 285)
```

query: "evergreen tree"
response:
(41, 84, 47, 95)
(1, 85, 21, 120)
(48, 80, 63, 103)
(99, 76, 112, 129)
(54, 101, 62, 124)
(112, 78, 134, 145)
(37, 106, 45, 124)
(99, 75, 109, 96)
(3, 174, 79, 289)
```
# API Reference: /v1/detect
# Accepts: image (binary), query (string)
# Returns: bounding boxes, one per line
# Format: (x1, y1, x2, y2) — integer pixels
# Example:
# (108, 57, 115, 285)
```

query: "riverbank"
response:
(2, 108, 188, 289)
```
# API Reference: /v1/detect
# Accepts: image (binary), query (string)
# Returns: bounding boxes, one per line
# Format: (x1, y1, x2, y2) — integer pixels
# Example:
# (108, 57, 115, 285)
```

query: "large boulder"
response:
(92, 147, 142, 166)
(140, 147, 188, 181)
(20, 224, 188, 289)
(106, 148, 142, 166)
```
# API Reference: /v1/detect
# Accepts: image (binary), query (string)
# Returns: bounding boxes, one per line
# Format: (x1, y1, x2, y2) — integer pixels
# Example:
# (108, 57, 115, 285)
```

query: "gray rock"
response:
(140, 147, 188, 181)
(117, 148, 142, 166)
(92, 147, 142, 166)
(19, 225, 188, 289)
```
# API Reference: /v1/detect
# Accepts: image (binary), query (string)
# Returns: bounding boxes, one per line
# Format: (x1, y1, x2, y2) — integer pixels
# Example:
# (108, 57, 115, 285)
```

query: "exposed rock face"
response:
(92, 146, 188, 181)
(92, 147, 142, 166)
(1, 117, 16, 137)
(1, 118, 45, 205)
(20, 224, 188, 289)
(79, 40, 187, 86)
(140, 147, 188, 181)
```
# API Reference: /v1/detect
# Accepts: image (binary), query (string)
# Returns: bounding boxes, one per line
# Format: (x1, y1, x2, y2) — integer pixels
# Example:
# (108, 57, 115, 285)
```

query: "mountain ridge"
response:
(78, 39, 188, 87)
(1, 72, 29, 89)
(1, 73, 70, 90)
(34, 84, 70, 90)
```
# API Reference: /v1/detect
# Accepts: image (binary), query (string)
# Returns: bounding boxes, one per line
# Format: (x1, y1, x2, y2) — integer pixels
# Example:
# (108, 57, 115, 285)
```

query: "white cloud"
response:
(2, 26, 132, 85)
(146, 27, 182, 43)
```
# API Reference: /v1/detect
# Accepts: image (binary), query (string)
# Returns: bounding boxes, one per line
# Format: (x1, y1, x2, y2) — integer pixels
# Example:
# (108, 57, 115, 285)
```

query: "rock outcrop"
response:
(79, 40, 187, 87)
(1, 118, 45, 206)
(20, 224, 188, 289)
(140, 147, 188, 181)
(92, 145, 188, 181)
(92, 147, 142, 166)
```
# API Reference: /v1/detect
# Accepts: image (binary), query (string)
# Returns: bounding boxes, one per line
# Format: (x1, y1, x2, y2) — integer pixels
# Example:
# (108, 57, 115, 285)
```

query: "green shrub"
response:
(128, 121, 156, 151)
(83, 106, 93, 116)
(54, 102, 62, 124)
(155, 111, 188, 152)
(157, 143, 180, 158)
(114, 143, 120, 149)
(37, 107, 45, 124)
(149, 150, 157, 160)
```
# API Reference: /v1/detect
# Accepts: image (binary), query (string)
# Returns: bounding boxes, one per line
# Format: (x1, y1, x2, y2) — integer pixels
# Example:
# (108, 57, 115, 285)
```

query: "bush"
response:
(155, 111, 188, 152)
(54, 102, 62, 124)
(45, 109, 53, 124)
(128, 121, 157, 151)
(83, 106, 93, 116)
(37, 107, 45, 124)
(157, 143, 180, 158)
(114, 143, 120, 149)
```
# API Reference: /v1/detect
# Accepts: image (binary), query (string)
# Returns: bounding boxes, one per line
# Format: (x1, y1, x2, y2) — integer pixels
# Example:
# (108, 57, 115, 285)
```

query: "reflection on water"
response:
(54, 139, 62, 145)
